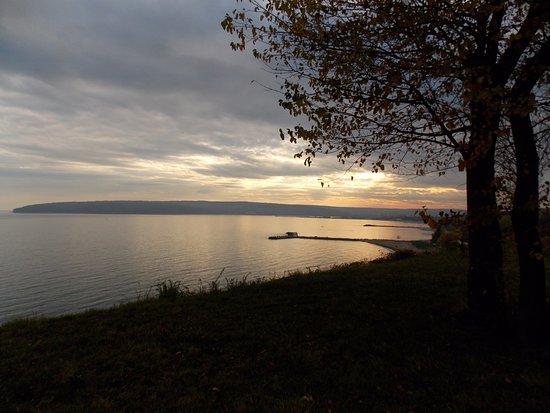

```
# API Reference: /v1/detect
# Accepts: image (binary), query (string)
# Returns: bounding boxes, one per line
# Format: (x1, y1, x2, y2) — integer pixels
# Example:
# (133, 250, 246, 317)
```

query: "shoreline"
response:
(2, 251, 547, 412)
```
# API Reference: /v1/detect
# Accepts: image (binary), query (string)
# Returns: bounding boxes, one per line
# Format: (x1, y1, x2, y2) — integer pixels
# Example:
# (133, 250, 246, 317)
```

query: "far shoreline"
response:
(11, 200, 428, 222)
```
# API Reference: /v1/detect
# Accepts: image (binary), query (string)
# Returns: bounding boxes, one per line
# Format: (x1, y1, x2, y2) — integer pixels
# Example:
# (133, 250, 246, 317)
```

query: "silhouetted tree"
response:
(223, 1, 549, 328)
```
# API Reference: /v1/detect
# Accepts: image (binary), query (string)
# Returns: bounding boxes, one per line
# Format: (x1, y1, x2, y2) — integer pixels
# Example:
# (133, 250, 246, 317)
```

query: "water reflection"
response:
(0, 214, 430, 322)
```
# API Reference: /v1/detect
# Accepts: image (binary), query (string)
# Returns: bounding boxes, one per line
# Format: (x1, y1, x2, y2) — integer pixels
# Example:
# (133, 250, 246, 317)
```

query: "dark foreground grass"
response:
(1, 251, 549, 412)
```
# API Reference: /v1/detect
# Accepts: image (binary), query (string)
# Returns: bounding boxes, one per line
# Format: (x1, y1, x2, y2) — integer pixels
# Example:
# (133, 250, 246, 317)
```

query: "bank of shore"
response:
(1, 250, 548, 412)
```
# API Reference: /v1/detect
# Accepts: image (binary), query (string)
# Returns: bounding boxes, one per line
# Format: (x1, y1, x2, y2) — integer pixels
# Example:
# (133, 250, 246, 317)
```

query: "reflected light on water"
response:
(0, 213, 430, 322)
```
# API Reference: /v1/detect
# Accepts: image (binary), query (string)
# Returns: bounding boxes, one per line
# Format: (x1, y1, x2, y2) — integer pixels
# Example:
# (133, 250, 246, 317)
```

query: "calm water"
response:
(0, 213, 430, 323)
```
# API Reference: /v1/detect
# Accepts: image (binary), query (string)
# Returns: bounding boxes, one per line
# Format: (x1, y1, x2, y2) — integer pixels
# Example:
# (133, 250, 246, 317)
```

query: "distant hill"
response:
(13, 200, 420, 221)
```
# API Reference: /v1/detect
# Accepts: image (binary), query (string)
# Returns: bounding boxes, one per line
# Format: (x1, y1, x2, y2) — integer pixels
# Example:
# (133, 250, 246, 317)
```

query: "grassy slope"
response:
(1, 251, 549, 412)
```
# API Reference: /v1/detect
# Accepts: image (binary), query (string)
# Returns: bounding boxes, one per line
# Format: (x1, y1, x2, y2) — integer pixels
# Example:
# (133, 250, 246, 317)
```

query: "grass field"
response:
(1, 250, 549, 412)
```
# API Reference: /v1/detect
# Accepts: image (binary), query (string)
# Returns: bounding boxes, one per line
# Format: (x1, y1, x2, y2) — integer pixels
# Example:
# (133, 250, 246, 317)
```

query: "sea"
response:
(0, 213, 431, 323)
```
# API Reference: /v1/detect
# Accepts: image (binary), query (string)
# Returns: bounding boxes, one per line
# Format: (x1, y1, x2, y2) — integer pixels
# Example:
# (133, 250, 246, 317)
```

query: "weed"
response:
(208, 268, 225, 292)
(155, 280, 189, 300)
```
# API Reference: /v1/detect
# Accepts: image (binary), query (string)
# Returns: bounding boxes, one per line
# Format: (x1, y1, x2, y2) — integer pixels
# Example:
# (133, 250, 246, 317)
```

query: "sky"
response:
(0, 0, 466, 211)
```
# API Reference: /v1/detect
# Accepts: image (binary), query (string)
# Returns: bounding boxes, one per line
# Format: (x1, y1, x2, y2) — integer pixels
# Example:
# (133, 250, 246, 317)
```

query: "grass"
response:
(1, 250, 549, 412)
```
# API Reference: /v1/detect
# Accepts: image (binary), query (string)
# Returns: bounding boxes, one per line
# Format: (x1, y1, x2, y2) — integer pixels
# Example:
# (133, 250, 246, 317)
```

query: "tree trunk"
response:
(510, 113, 547, 342)
(465, 106, 504, 314)
(466, 152, 504, 314)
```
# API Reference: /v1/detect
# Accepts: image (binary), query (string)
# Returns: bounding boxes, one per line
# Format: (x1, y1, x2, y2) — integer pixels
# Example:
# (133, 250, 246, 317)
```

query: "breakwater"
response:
(268, 235, 429, 252)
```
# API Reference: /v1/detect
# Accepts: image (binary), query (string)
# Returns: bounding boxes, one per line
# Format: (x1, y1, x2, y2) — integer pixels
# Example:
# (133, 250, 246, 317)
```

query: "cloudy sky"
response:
(0, 0, 466, 211)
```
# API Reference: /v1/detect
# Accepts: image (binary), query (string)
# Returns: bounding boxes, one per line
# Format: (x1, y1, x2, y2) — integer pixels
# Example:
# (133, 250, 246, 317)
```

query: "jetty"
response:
(268, 231, 299, 240)
(268, 234, 430, 253)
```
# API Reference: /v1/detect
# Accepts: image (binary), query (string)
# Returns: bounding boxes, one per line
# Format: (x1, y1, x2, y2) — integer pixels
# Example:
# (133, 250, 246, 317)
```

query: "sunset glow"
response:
(0, 0, 466, 211)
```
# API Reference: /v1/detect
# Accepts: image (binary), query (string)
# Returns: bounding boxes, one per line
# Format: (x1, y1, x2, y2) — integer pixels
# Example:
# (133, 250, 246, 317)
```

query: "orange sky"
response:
(0, 0, 466, 211)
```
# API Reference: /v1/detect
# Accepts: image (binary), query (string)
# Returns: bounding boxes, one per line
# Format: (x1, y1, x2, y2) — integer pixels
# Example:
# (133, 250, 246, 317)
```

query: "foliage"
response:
(222, 0, 549, 175)
(417, 208, 467, 248)
(370, 248, 417, 263)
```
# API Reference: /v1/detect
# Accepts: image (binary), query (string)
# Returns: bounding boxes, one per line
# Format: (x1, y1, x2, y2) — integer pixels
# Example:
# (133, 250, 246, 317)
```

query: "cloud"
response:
(0, 0, 285, 122)
(0, 0, 466, 210)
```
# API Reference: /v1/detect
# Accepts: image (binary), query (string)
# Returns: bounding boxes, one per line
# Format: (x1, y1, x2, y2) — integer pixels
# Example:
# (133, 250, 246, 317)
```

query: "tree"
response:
(493, 21, 550, 339)
(507, 37, 550, 340)
(495, 104, 549, 338)
(222, 1, 549, 323)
